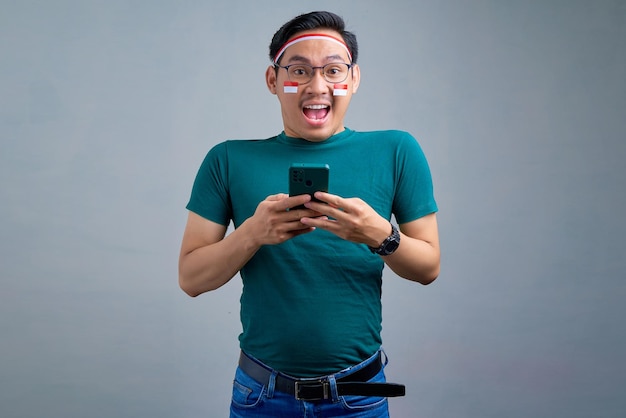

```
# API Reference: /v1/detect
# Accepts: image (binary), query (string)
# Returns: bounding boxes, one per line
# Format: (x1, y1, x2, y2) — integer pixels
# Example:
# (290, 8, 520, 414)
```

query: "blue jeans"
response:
(229, 350, 390, 417)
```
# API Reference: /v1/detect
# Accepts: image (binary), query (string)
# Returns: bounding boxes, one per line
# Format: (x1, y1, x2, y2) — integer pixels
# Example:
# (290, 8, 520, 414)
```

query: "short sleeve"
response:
(392, 133, 438, 224)
(185, 142, 232, 226)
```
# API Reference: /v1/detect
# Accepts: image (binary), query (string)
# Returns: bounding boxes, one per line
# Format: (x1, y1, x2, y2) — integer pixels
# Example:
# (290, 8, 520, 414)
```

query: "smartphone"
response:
(289, 163, 329, 208)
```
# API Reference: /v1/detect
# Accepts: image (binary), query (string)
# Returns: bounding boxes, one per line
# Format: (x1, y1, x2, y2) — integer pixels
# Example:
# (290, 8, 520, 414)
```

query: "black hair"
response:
(269, 11, 358, 65)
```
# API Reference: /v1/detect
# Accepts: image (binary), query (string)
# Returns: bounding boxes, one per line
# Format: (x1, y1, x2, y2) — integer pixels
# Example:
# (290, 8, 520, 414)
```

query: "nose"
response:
(306, 68, 329, 94)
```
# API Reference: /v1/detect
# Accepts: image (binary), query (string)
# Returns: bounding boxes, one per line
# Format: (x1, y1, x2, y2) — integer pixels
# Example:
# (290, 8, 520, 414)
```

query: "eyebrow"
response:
(285, 54, 347, 64)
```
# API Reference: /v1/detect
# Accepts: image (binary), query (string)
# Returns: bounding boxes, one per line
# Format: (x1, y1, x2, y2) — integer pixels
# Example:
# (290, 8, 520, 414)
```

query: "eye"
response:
(290, 65, 310, 77)
(325, 65, 342, 75)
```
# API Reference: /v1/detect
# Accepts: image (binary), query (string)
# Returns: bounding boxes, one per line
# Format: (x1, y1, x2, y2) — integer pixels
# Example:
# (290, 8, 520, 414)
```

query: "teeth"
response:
(304, 104, 329, 109)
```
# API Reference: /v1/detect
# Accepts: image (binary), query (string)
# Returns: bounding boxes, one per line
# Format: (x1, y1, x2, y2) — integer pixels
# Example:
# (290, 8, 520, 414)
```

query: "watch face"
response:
(383, 240, 400, 255)
(370, 224, 400, 255)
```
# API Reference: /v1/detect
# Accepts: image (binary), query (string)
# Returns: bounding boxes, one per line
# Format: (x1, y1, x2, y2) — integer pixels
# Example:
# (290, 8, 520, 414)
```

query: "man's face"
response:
(266, 29, 360, 142)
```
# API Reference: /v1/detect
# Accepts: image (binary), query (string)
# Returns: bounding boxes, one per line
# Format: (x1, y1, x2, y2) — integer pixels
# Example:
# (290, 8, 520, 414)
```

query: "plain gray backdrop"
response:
(1, 1, 625, 417)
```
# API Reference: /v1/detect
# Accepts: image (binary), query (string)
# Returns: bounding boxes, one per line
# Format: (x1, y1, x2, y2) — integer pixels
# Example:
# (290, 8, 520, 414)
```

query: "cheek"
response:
(277, 94, 300, 110)
(332, 100, 349, 116)
(278, 100, 303, 122)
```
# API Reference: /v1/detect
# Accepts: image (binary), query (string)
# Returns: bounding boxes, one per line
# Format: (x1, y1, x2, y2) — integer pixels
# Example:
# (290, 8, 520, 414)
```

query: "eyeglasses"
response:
(276, 63, 353, 84)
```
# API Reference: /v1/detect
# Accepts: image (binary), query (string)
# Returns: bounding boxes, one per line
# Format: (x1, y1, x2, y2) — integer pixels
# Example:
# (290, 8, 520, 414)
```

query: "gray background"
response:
(1, 0, 625, 417)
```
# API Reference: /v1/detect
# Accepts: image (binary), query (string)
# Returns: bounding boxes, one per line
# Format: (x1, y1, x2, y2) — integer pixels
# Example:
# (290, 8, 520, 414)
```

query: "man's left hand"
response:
(300, 191, 391, 248)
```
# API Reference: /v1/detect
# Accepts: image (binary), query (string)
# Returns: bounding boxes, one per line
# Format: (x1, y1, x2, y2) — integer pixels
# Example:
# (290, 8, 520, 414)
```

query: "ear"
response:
(266, 65, 278, 95)
(351, 64, 361, 94)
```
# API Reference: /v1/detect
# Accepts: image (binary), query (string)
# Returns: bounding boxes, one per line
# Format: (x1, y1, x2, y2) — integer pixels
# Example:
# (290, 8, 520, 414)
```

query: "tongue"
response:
(303, 107, 329, 120)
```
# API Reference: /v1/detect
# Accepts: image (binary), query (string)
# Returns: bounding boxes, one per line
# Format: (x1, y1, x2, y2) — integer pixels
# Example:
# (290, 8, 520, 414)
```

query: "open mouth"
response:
(303, 104, 330, 121)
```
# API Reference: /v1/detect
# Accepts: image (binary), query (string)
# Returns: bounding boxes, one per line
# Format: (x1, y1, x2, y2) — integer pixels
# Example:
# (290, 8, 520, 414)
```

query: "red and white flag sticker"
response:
(283, 81, 298, 93)
(333, 84, 348, 96)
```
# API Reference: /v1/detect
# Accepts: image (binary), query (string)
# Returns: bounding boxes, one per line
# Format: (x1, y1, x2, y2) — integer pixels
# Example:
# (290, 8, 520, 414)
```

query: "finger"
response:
(286, 207, 322, 221)
(304, 200, 347, 220)
(300, 215, 330, 223)
(266, 193, 289, 201)
(282, 219, 320, 237)
(281, 194, 312, 211)
(313, 191, 344, 209)
(289, 226, 316, 237)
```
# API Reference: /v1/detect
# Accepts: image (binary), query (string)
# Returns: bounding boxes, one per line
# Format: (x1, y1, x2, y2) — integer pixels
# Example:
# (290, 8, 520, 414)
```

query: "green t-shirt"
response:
(186, 128, 437, 376)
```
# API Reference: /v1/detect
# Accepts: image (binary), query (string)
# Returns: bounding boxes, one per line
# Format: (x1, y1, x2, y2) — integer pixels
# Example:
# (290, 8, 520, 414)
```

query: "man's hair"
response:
(269, 11, 358, 65)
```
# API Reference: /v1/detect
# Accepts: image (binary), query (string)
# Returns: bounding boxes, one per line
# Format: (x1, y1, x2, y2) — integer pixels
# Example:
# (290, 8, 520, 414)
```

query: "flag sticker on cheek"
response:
(333, 84, 348, 96)
(283, 81, 298, 93)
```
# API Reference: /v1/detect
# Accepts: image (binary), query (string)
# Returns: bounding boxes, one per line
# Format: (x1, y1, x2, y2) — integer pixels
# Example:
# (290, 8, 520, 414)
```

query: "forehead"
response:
(280, 29, 350, 63)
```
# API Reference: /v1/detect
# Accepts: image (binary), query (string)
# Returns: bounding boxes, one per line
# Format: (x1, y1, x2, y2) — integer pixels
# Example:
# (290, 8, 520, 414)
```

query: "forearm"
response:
(179, 222, 261, 296)
(300, 195, 440, 284)
(382, 232, 440, 284)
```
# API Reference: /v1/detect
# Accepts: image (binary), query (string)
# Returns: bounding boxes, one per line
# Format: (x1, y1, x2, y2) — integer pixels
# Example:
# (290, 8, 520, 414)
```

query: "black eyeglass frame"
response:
(274, 62, 354, 84)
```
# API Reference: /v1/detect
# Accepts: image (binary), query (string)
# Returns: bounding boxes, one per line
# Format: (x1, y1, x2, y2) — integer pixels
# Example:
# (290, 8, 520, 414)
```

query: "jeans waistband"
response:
(238, 350, 405, 400)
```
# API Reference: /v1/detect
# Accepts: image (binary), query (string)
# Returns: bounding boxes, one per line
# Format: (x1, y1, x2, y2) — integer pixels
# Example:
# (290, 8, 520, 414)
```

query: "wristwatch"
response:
(369, 223, 401, 256)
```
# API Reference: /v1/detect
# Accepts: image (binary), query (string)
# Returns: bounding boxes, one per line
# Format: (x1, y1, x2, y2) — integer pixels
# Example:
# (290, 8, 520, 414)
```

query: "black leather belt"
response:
(238, 351, 406, 401)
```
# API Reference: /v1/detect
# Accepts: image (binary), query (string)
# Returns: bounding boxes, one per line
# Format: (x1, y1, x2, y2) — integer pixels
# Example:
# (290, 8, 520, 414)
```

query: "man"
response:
(179, 11, 440, 417)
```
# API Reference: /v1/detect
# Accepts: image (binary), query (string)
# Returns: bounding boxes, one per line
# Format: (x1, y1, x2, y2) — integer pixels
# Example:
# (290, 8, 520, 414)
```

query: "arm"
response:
(178, 193, 319, 297)
(301, 192, 440, 285)
(379, 213, 439, 284)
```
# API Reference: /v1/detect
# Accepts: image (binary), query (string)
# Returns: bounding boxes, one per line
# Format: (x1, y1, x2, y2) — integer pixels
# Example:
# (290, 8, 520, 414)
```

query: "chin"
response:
(304, 131, 332, 142)
(301, 124, 343, 142)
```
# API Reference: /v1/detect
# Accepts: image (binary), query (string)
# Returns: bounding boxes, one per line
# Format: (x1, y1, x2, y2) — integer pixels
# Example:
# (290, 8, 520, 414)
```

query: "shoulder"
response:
(352, 129, 421, 151)
(353, 129, 416, 142)
(213, 135, 278, 149)
(206, 136, 279, 156)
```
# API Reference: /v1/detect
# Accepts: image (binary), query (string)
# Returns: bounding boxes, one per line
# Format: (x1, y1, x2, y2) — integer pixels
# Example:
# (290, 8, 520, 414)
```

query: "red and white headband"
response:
(273, 33, 352, 65)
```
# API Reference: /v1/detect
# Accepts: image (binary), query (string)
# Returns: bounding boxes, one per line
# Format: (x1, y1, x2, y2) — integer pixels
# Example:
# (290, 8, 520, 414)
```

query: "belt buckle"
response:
(294, 380, 330, 401)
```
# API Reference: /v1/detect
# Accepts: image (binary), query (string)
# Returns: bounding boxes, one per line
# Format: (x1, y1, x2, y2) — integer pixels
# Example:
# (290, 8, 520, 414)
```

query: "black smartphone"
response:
(289, 163, 329, 208)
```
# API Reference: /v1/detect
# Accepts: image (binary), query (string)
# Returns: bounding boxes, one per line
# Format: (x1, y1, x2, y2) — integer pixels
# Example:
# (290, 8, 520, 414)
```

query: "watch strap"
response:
(368, 223, 400, 255)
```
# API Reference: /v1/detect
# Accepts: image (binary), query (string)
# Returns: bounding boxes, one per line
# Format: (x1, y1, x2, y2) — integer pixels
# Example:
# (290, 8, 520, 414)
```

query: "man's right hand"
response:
(178, 193, 324, 296)
(245, 193, 325, 246)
